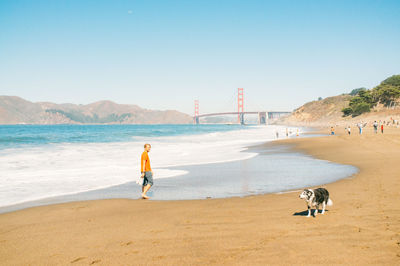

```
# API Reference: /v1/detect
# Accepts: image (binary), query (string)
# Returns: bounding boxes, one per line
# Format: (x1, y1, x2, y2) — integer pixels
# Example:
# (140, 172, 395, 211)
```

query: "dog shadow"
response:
(293, 210, 329, 216)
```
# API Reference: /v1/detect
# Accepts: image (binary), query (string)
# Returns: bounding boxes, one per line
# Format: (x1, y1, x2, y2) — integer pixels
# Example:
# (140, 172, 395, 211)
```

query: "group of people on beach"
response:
(331, 117, 399, 136)
(275, 128, 299, 139)
(142, 118, 399, 199)
(372, 121, 384, 134)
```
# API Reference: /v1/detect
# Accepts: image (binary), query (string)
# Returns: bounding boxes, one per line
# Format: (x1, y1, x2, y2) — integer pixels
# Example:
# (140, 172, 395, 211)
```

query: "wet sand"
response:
(1, 127, 399, 265)
(0, 137, 357, 214)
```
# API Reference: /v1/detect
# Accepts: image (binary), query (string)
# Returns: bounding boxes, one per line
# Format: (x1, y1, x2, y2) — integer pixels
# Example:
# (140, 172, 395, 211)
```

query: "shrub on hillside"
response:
(372, 84, 400, 106)
(351, 102, 371, 117)
(349, 87, 366, 96)
(382, 75, 400, 87)
(341, 107, 353, 117)
(342, 74, 400, 116)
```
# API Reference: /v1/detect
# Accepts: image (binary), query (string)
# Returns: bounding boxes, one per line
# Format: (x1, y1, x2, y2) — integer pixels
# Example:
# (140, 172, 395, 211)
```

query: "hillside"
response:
(279, 75, 400, 127)
(278, 95, 353, 126)
(0, 96, 193, 124)
(279, 95, 400, 127)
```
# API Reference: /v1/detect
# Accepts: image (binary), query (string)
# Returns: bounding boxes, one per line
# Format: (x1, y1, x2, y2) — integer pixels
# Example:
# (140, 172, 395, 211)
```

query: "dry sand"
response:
(0, 127, 399, 265)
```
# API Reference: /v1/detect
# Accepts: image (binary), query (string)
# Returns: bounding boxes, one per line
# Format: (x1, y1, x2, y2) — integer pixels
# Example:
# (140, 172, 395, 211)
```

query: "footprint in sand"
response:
(121, 241, 133, 246)
(125, 251, 139, 255)
(70, 257, 86, 263)
(72, 206, 87, 211)
(90, 259, 101, 264)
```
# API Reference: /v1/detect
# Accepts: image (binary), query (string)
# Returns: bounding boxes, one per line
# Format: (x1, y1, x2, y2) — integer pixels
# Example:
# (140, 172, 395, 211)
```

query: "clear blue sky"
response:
(0, 0, 399, 114)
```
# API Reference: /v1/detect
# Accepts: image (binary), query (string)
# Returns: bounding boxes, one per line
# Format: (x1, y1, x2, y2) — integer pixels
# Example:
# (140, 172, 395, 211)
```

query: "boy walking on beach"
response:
(141, 144, 153, 199)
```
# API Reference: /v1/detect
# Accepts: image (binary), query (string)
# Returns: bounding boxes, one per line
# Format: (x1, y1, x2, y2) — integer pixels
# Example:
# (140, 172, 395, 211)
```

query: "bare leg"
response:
(142, 185, 151, 199)
(321, 202, 326, 214)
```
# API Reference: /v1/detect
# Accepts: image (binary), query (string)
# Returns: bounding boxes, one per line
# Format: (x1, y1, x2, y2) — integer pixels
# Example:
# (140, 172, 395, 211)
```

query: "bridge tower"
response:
(237, 88, 244, 125)
(194, 100, 199, 124)
(258, 112, 267, 125)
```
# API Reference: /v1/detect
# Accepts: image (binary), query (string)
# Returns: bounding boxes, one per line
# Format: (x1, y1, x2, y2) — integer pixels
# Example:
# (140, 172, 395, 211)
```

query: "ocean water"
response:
(0, 124, 357, 209)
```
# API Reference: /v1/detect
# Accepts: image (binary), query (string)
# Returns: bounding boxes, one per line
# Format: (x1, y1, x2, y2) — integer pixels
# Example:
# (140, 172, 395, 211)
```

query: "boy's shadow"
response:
(293, 210, 329, 216)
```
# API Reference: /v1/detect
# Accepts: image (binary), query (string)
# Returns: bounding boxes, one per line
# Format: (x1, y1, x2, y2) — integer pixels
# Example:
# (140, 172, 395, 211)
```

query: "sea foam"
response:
(0, 125, 297, 207)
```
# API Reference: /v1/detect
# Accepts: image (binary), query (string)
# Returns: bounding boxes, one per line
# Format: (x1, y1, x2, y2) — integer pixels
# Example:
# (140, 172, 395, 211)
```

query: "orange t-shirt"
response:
(141, 151, 152, 172)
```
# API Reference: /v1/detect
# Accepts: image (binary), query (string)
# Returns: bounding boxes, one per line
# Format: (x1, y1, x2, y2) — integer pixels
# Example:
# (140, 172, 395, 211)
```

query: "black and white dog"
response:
(299, 188, 333, 217)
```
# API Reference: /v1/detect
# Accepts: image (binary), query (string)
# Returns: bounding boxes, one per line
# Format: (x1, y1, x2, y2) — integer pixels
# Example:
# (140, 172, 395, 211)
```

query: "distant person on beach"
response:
(286, 128, 289, 138)
(276, 130, 279, 139)
(357, 122, 364, 135)
(330, 127, 335, 135)
(140, 144, 153, 199)
(381, 124, 384, 134)
(373, 121, 378, 134)
(346, 126, 351, 135)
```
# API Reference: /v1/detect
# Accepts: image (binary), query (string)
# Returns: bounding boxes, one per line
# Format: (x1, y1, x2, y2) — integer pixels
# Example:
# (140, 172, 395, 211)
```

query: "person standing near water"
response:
(141, 144, 153, 199)
(330, 126, 335, 135)
(381, 123, 384, 134)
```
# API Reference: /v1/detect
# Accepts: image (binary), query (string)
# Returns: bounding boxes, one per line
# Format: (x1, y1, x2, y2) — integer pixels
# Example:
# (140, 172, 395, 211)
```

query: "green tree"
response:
(373, 85, 400, 106)
(351, 102, 371, 117)
(371, 74, 400, 106)
(343, 87, 376, 117)
(342, 107, 352, 117)
(349, 87, 366, 96)
(382, 75, 400, 87)
(342, 74, 399, 116)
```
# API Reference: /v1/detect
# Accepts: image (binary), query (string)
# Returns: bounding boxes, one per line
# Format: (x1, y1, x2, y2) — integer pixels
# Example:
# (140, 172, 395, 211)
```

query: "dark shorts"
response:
(143, 171, 153, 186)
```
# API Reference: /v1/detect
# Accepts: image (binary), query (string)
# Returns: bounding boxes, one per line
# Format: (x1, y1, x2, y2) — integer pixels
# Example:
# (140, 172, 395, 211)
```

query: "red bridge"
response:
(194, 88, 291, 125)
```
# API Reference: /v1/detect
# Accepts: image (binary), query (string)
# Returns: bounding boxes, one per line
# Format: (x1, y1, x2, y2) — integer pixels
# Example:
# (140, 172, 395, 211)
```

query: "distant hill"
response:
(279, 74, 400, 126)
(279, 94, 353, 126)
(0, 96, 193, 124)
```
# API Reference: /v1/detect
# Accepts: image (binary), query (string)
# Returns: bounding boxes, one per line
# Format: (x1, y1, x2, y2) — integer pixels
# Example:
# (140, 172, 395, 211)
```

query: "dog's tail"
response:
(327, 198, 333, 206)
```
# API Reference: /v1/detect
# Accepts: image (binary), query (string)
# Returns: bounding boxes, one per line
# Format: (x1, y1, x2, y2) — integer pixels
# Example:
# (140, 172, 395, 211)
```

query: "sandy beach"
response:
(1, 127, 399, 265)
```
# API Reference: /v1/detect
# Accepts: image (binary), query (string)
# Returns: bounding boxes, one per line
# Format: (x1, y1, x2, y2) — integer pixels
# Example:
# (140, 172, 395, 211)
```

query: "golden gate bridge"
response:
(193, 88, 291, 125)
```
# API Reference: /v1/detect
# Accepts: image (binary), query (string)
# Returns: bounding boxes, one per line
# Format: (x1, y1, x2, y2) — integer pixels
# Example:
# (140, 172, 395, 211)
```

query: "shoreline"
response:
(0, 124, 303, 208)
(1, 127, 399, 264)
(0, 130, 357, 214)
